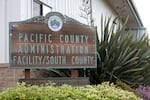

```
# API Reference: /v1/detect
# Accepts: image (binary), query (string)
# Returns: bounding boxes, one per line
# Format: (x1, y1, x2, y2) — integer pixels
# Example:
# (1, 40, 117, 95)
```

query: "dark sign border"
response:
(9, 12, 97, 69)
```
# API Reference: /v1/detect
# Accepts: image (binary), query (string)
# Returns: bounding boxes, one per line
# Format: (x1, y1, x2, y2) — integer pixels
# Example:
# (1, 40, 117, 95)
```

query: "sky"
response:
(134, 0, 150, 38)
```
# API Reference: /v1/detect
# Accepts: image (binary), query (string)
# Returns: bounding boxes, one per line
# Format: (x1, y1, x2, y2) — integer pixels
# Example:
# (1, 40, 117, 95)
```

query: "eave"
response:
(106, 0, 143, 28)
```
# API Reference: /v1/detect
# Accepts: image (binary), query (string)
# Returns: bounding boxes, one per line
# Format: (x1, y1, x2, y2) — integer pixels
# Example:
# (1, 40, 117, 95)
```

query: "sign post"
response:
(70, 69, 78, 77)
(9, 12, 97, 85)
(24, 69, 30, 78)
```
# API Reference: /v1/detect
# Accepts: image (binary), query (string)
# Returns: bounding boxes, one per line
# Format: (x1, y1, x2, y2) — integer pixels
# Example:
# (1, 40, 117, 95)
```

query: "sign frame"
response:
(9, 12, 97, 69)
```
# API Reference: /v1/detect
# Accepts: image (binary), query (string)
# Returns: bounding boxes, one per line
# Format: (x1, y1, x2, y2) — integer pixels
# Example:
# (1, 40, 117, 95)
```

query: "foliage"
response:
(136, 85, 150, 100)
(90, 16, 150, 87)
(116, 80, 140, 96)
(0, 82, 141, 100)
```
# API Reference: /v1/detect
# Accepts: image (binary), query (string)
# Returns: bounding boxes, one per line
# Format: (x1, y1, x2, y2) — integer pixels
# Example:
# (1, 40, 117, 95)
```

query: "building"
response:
(0, 0, 145, 91)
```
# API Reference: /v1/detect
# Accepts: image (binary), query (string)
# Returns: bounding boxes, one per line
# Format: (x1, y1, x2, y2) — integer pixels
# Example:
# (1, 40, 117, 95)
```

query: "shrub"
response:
(0, 82, 141, 100)
(136, 85, 150, 100)
(90, 16, 150, 87)
(116, 80, 140, 96)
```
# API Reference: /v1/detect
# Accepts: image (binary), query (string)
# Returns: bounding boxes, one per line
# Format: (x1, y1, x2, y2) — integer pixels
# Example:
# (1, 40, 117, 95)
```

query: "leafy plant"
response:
(0, 82, 141, 100)
(90, 16, 150, 87)
(136, 85, 150, 100)
(116, 80, 140, 96)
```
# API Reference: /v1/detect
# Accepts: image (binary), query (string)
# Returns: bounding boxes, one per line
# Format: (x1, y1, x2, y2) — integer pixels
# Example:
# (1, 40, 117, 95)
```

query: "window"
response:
(33, 0, 52, 16)
(126, 28, 147, 41)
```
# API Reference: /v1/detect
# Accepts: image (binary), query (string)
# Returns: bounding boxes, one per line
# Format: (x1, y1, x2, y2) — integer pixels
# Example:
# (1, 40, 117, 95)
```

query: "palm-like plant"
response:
(90, 16, 150, 87)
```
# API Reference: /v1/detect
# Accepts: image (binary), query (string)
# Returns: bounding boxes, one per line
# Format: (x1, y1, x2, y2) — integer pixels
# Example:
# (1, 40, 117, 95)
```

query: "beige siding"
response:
(20, 0, 32, 20)
(39, 0, 87, 24)
(0, 0, 22, 63)
(0, 0, 6, 63)
(92, 0, 117, 40)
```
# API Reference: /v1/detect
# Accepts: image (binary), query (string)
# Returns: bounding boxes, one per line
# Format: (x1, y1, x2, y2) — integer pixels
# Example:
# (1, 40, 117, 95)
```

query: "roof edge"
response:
(127, 0, 143, 27)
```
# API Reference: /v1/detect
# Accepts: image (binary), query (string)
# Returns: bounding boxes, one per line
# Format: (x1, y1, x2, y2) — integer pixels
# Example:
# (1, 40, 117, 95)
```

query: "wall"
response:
(0, 0, 118, 90)
(0, 0, 118, 63)
(0, 64, 24, 91)
(40, 0, 87, 24)
(0, 0, 22, 64)
(39, 0, 118, 40)
(20, 0, 32, 20)
(92, 0, 117, 39)
(0, 0, 7, 63)
(0, 63, 39, 91)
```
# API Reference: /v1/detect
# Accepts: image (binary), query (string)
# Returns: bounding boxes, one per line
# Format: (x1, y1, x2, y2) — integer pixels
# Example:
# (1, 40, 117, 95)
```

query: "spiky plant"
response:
(90, 16, 150, 87)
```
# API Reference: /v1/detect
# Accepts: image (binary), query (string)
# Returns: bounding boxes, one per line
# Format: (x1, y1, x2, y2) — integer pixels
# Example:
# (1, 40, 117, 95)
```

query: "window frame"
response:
(33, 0, 52, 16)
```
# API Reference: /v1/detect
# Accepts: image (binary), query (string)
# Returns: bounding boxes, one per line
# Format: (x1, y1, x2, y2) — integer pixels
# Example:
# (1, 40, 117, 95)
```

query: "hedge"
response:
(0, 82, 141, 100)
